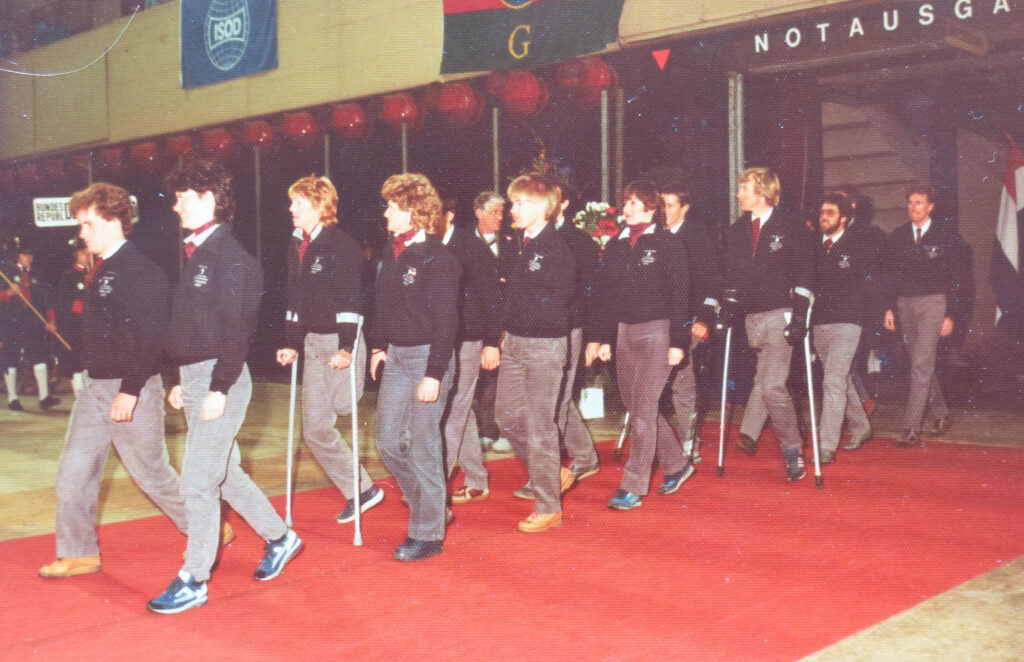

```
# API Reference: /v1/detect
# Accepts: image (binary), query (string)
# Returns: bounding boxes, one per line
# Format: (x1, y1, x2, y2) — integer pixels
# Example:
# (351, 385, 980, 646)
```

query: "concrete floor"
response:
(2, 367, 1023, 660)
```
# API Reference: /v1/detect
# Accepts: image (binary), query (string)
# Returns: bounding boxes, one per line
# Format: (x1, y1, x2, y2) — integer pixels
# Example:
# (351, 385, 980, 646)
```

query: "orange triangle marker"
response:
(652, 49, 670, 70)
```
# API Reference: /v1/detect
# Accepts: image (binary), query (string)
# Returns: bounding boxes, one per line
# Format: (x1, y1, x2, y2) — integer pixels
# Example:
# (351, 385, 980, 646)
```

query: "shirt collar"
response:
(523, 222, 548, 242)
(914, 218, 932, 237)
(619, 223, 657, 240)
(100, 240, 127, 260)
(185, 221, 220, 247)
(442, 225, 455, 245)
(754, 207, 774, 224)
(292, 224, 323, 241)
(401, 228, 427, 246)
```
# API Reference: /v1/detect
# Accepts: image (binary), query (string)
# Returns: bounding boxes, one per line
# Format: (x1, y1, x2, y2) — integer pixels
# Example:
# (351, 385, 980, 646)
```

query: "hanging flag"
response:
(990, 141, 1024, 327)
(181, 0, 278, 89)
(441, 0, 625, 75)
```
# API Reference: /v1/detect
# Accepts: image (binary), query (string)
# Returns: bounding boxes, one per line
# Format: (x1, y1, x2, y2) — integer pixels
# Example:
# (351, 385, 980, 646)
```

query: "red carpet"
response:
(3, 431, 1024, 661)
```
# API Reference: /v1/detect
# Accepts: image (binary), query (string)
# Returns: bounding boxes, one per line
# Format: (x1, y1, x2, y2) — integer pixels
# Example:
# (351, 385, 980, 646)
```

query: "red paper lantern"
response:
(331, 103, 371, 141)
(574, 58, 617, 107)
(485, 70, 509, 98)
(98, 147, 125, 177)
(437, 82, 483, 127)
(201, 128, 234, 161)
(129, 141, 162, 172)
(18, 163, 41, 187)
(43, 158, 66, 181)
(165, 134, 195, 158)
(501, 70, 542, 117)
(380, 93, 422, 131)
(556, 58, 588, 90)
(242, 120, 275, 148)
(282, 112, 319, 149)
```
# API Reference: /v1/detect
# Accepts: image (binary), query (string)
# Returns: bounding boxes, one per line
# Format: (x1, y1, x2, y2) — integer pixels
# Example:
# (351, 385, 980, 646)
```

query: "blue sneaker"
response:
(253, 529, 303, 581)
(607, 489, 642, 510)
(147, 570, 207, 614)
(336, 484, 384, 523)
(657, 464, 695, 494)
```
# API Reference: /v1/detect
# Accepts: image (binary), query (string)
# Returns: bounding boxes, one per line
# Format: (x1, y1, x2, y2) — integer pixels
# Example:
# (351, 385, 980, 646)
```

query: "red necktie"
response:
(185, 220, 219, 259)
(86, 257, 103, 287)
(297, 232, 311, 264)
(392, 229, 417, 258)
(629, 222, 653, 247)
(915, 227, 922, 245)
(522, 235, 532, 247)
(751, 217, 761, 254)
(824, 238, 833, 253)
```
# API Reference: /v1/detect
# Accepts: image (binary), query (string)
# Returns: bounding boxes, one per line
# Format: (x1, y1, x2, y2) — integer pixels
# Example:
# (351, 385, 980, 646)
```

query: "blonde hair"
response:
(506, 174, 558, 220)
(739, 167, 781, 207)
(381, 173, 445, 235)
(288, 175, 339, 226)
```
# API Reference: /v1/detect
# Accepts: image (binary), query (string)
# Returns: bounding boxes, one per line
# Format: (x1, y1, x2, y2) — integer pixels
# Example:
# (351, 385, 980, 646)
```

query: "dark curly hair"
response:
(164, 159, 236, 224)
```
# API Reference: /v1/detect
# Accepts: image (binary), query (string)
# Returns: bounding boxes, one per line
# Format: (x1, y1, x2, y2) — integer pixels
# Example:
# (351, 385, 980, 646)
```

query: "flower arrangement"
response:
(573, 201, 622, 249)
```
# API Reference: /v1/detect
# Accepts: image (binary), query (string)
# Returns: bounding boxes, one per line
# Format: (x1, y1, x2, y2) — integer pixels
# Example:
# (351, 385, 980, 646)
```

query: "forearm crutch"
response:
(804, 331, 823, 488)
(351, 316, 365, 546)
(614, 411, 630, 462)
(717, 327, 732, 477)
(285, 360, 298, 527)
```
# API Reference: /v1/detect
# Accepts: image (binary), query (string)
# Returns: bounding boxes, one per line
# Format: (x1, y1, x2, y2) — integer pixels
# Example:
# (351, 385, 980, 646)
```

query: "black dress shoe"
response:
(9, 399, 24, 412)
(736, 433, 758, 455)
(39, 395, 60, 410)
(393, 538, 443, 562)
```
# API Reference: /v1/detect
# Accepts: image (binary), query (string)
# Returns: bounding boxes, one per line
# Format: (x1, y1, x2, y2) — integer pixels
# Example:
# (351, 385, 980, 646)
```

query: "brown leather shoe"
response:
(559, 467, 577, 494)
(451, 486, 489, 503)
(736, 433, 758, 455)
(517, 512, 562, 533)
(39, 555, 101, 578)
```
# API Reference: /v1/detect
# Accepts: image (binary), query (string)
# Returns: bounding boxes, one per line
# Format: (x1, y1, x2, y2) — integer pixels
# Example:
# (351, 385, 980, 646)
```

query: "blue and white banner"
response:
(181, 0, 278, 89)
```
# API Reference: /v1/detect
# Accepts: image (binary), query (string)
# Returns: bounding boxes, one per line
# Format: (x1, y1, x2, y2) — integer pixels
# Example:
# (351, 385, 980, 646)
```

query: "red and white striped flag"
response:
(991, 141, 1024, 324)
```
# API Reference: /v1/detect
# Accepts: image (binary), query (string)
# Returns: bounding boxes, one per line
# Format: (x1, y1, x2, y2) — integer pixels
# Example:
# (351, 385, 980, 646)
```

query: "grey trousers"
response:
(302, 331, 371, 499)
(55, 374, 186, 558)
(896, 294, 949, 432)
(557, 327, 598, 468)
(812, 323, 871, 454)
(741, 309, 802, 453)
(443, 340, 488, 491)
(180, 361, 287, 582)
(655, 337, 696, 470)
(616, 319, 674, 495)
(496, 334, 566, 515)
(375, 344, 452, 542)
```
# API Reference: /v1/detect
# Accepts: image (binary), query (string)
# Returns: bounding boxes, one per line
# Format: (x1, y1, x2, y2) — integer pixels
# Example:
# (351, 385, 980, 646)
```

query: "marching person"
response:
(585, 180, 689, 510)
(276, 175, 383, 524)
(882, 184, 971, 446)
(809, 193, 876, 463)
(439, 196, 502, 505)
(654, 184, 721, 477)
(497, 174, 576, 532)
(1, 241, 60, 411)
(54, 240, 92, 394)
(720, 167, 814, 481)
(39, 183, 196, 579)
(471, 191, 510, 452)
(369, 173, 460, 561)
(148, 160, 301, 614)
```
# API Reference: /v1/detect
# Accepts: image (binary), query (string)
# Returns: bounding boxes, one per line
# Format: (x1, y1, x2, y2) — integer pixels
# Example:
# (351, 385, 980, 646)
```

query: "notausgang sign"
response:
(181, 0, 278, 89)
(441, 0, 625, 74)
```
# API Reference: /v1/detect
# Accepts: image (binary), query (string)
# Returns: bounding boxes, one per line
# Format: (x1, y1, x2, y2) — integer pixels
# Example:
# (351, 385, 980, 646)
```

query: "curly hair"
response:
(380, 173, 444, 235)
(289, 175, 338, 226)
(69, 182, 136, 236)
(164, 159, 236, 224)
(739, 167, 781, 207)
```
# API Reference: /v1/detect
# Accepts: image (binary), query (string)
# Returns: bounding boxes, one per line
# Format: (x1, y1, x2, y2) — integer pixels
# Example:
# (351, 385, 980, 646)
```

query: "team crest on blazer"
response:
(923, 245, 940, 259)
(97, 275, 115, 297)
(640, 249, 657, 266)
(528, 253, 544, 271)
(193, 264, 210, 288)
(768, 235, 784, 252)
(309, 256, 324, 275)
(402, 266, 418, 285)
(837, 254, 852, 269)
